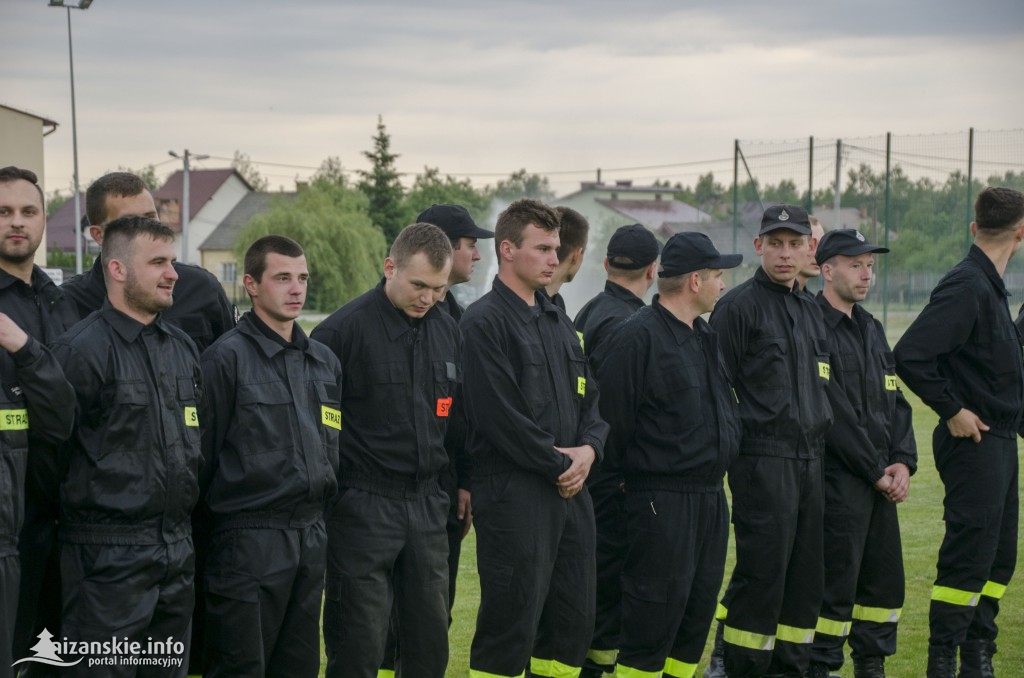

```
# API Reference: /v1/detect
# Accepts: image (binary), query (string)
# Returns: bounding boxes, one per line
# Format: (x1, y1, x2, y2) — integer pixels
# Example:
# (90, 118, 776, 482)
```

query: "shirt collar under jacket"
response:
(968, 243, 1011, 298)
(491, 275, 562, 324)
(0, 264, 50, 294)
(238, 309, 315, 357)
(754, 265, 801, 295)
(98, 297, 174, 343)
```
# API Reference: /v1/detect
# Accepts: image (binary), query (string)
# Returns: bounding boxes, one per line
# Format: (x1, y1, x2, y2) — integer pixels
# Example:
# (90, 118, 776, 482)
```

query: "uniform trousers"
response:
(1, 554, 18, 678)
(60, 539, 194, 678)
(324, 484, 449, 678)
(721, 455, 824, 678)
(615, 486, 729, 678)
(810, 461, 905, 669)
(929, 427, 1018, 648)
(470, 470, 596, 678)
(204, 521, 326, 677)
(584, 468, 628, 674)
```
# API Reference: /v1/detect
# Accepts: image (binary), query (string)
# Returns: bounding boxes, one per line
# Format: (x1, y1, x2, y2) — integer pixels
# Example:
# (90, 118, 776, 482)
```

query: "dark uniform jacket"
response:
(63, 256, 235, 353)
(311, 280, 461, 489)
(437, 292, 471, 493)
(896, 245, 1024, 435)
(574, 280, 644, 356)
(592, 296, 740, 487)
(710, 267, 835, 458)
(199, 312, 342, 527)
(0, 336, 74, 557)
(461, 276, 609, 480)
(52, 302, 203, 545)
(816, 294, 917, 479)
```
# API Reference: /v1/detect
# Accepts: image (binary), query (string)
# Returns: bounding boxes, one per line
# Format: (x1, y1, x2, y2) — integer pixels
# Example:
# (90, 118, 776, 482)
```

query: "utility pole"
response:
(168, 149, 208, 264)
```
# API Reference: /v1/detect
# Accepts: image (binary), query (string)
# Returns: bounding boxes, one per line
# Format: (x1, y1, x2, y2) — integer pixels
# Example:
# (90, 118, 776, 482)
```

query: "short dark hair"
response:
(0, 166, 44, 207)
(86, 172, 148, 227)
(494, 199, 559, 257)
(389, 222, 453, 271)
(554, 206, 589, 262)
(101, 216, 175, 270)
(245, 235, 304, 282)
(975, 187, 1024, 233)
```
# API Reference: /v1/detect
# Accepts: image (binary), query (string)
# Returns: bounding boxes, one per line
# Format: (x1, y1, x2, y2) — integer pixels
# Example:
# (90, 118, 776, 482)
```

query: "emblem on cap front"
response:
(778, 209, 790, 221)
(855, 231, 866, 241)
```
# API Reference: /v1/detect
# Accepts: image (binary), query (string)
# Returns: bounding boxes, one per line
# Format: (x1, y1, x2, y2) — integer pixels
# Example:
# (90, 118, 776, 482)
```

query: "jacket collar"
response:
(491, 276, 560, 324)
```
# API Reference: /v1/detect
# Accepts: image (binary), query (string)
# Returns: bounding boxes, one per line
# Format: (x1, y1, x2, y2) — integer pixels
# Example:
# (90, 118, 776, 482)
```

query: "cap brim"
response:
(709, 254, 744, 269)
(759, 223, 812, 236)
(465, 225, 495, 239)
(816, 243, 889, 264)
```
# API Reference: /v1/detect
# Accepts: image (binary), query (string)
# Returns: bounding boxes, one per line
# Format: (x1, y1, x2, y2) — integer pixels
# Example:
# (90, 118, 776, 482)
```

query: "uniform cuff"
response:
(11, 335, 41, 367)
(889, 454, 918, 476)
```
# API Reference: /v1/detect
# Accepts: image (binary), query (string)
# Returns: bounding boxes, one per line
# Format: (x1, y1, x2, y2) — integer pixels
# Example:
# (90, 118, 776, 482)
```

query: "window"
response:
(221, 261, 237, 283)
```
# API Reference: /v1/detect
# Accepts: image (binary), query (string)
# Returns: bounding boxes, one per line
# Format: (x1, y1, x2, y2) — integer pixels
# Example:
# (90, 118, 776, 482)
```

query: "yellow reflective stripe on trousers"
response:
(982, 581, 1007, 600)
(529, 656, 580, 678)
(376, 672, 395, 678)
(775, 623, 815, 644)
(614, 663, 661, 678)
(815, 616, 851, 637)
(723, 624, 774, 651)
(931, 585, 980, 607)
(469, 670, 525, 678)
(586, 648, 617, 666)
(852, 604, 902, 624)
(715, 603, 728, 621)
(663, 656, 698, 677)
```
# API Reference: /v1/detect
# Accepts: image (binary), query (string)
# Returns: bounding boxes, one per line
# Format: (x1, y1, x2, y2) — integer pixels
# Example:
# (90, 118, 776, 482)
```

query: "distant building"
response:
(0, 103, 59, 265)
(153, 168, 252, 265)
(200, 191, 297, 303)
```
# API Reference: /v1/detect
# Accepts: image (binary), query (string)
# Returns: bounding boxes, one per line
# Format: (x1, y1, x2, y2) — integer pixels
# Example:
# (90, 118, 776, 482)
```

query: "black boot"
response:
(703, 622, 726, 678)
(958, 639, 997, 678)
(926, 644, 957, 678)
(852, 655, 885, 678)
(806, 662, 838, 678)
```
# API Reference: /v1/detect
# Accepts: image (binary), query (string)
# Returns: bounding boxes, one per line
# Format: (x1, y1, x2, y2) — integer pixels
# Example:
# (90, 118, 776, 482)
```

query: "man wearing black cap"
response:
(705, 204, 847, 677)
(575, 223, 660, 356)
(572, 223, 659, 677)
(592, 232, 742, 678)
(809, 229, 917, 678)
(895, 187, 1024, 678)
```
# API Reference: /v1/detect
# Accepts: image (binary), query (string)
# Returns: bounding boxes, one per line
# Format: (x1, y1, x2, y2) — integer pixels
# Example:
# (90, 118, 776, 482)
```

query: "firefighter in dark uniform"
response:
(377, 204, 493, 676)
(59, 172, 236, 673)
(895, 187, 1024, 678)
(592, 232, 742, 678)
(706, 204, 877, 677)
(51, 216, 202, 676)
(462, 199, 609, 678)
(809, 229, 917, 678)
(544, 206, 589, 312)
(573, 222, 659, 677)
(312, 223, 459, 678)
(0, 167, 75, 676)
(198, 236, 341, 677)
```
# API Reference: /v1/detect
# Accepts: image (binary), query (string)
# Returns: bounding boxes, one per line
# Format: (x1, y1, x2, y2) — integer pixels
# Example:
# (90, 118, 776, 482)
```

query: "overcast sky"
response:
(4, 0, 1023, 197)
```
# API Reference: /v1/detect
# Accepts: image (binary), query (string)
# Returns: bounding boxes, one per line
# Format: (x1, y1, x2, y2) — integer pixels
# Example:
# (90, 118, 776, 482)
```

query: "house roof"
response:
(200, 191, 296, 252)
(44, 193, 88, 252)
(153, 168, 252, 226)
(558, 180, 674, 202)
(597, 199, 713, 229)
(0, 103, 58, 131)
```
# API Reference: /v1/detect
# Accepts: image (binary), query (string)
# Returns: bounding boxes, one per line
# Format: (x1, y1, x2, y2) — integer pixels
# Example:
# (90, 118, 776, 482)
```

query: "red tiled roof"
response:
(153, 168, 251, 227)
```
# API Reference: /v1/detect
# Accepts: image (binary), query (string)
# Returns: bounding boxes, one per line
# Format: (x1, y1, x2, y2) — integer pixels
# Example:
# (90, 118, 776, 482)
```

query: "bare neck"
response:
(658, 293, 700, 328)
(254, 307, 295, 342)
(499, 269, 540, 306)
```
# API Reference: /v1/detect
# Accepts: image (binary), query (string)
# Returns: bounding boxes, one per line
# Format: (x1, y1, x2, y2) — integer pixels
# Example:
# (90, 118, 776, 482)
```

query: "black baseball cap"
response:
(759, 204, 812, 236)
(416, 204, 494, 239)
(815, 228, 889, 265)
(659, 232, 743, 277)
(607, 224, 661, 269)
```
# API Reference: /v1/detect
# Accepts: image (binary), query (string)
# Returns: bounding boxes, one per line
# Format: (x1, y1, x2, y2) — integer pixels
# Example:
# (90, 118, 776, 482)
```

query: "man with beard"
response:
(52, 217, 202, 676)
(0, 167, 75, 676)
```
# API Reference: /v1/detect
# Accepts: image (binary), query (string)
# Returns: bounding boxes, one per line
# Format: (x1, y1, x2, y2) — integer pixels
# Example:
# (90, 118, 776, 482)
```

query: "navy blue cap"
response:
(659, 232, 743, 277)
(815, 229, 889, 265)
(760, 204, 812, 236)
(607, 224, 661, 269)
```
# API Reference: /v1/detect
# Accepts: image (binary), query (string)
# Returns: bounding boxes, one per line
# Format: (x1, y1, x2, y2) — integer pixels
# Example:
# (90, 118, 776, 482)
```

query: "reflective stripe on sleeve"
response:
(931, 585, 980, 607)
(723, 624, 774, 651)
(814, 616, 851, 637)
(529, 657, 580, 678)
(852, 604, 902, 624)
(775, 624, 815, 644)
(662, 657, 697, 678)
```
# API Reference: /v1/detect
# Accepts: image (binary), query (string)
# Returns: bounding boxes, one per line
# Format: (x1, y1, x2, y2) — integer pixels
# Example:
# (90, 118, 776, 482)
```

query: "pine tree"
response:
(357, 115, 409, 245)
(29, 628, 61, 661)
